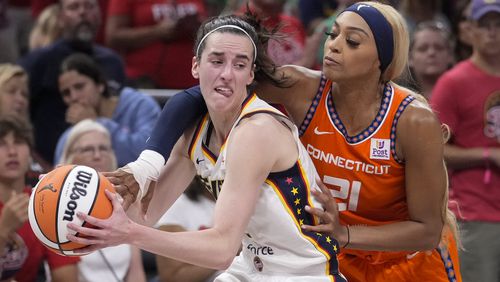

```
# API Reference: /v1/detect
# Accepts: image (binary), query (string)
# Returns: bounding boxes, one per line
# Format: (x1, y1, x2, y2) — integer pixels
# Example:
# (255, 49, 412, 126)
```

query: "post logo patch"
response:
(370, 139, 390, 160)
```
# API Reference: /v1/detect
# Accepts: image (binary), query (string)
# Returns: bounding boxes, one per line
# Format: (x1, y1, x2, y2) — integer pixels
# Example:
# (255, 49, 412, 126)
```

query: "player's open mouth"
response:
(215, 87, 233, 97)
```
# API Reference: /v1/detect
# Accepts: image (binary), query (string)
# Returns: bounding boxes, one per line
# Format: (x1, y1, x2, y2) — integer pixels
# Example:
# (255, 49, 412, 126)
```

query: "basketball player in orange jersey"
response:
(107, 2, 462, 281)
(258, 3, 461, 281)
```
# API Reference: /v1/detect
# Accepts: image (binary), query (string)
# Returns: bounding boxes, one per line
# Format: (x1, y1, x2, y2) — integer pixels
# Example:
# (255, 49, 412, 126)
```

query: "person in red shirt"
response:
(105, 0, 206, 89)
(0, 116, 79, 282)
(242, 0, 308, 66)
(431, 0, 500, 281)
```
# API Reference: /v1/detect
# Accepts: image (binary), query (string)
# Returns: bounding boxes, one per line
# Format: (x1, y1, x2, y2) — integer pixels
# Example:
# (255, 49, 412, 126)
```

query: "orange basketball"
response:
(28, 164, 115, 256)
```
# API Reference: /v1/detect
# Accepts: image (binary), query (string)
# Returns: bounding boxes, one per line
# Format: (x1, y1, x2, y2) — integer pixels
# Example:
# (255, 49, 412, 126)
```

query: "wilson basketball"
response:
(28, 164, 115, 256)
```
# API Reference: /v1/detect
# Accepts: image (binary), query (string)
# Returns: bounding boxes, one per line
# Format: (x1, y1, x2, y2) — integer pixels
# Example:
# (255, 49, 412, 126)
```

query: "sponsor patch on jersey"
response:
(370, 138, 390, 160)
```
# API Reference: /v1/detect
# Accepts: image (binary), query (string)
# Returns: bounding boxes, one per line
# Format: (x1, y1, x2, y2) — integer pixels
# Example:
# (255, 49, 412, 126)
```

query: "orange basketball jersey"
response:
(299, 75, 460, 281)
(300, 76, 413, 231)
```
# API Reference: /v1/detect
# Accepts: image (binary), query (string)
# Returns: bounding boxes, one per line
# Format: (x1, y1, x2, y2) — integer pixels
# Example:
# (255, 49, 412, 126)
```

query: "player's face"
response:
(59, 70, 104, 109)
(323, 12, 380, 83)
(69, 131, 114, 172)
(0, 75, 29, 119)
(0, 132, 30, 182)
(410, 29, 452, 77)
(192, 32, 255, 113)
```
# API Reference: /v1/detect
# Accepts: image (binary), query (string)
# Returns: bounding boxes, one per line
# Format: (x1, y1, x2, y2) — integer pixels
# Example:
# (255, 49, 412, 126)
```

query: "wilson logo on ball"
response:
(63, 170, 92, 222)
(28, 165, 115, 256)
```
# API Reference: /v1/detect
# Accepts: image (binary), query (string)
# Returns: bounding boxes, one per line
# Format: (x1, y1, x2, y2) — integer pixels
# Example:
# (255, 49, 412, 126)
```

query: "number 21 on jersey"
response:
(323, 175, 361, 212)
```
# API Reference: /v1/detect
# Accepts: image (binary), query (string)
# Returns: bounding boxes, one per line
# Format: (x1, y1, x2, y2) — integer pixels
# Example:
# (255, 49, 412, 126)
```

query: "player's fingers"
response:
(312, 186, 338, 213)
(127, 182, 138, 196)
(66, 233, 104, 246)
(301, 224, 332, 234)
(101, 171, 114, 177)
(114, 184, 127, 196)
(304, 205, 324, 217)
(66, 222, 104, 238)
(121, 193, 134, 211)
(75, 211, 106, 229)
(314, 176, 329, 192)
(105, 190, 124, 213)
(310, 189, 331, 207)
(102, 168, 126, 178)
(106, 176, 122, 186)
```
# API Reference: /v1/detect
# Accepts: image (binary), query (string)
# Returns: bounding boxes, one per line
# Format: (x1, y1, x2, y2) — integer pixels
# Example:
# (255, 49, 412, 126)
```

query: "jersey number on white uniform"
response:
(323, 175, 361, 212)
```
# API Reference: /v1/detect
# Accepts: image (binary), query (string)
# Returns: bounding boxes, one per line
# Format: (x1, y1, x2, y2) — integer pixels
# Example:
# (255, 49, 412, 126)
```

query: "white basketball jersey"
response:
(188, 94, 346, 281)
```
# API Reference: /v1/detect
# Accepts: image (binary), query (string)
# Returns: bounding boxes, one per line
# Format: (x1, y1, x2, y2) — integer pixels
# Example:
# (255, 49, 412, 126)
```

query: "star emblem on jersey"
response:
(273, 172, 341, 267)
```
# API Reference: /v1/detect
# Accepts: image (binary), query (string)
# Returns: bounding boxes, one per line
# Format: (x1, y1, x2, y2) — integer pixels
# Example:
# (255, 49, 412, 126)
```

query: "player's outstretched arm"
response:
(106, 86, 205, 211)
(67, 114, 294, 269)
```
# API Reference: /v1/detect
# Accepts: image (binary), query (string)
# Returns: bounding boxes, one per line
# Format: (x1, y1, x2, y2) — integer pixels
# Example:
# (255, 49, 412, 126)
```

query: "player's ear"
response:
(192, 56, 200, 79)
(247, 63, 255, 86)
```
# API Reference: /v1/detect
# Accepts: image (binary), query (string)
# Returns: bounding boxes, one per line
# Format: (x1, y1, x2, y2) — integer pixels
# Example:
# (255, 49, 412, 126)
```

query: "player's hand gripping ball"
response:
(28, 165, 115, 256)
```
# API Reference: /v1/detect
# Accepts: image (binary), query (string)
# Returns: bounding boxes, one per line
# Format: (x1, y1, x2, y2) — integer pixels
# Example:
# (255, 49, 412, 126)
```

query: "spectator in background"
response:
(205, 0, 228, 17)
(105, 0, 206, 89)
(54, 53, 160, 167)
(0, 0, 33, 63)
(431, 0, 500, 281)
(298, 0, 337, 35)
(409, 21, 454, 99)
(309, 0, 360, 69)
(0, 0, 18, 63)
(0, 63, 49, 183)
(31, 0, 109, 44)
(0, 116, 79, 282)
(453, 0, 474, 61)
(58, 119, 146, 282)
(154, 177, 218, 282)
(243, 0, 311, 66)
(398, 0, 451, 36)
(19, 0, 125, 165)
(0, 64, 29, 120)
(29, 4, 62, 50)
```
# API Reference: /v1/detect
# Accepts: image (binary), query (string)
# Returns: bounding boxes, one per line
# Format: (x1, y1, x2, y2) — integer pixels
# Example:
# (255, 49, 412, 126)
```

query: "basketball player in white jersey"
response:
(66, 15, 346, 282)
